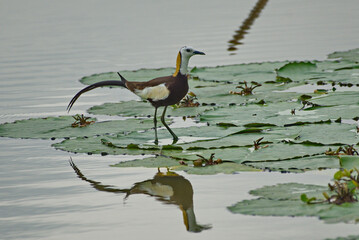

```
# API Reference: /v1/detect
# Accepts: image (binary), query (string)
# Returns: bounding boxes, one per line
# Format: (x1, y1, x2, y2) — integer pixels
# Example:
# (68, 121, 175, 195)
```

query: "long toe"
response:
(171, 136, 179, 145)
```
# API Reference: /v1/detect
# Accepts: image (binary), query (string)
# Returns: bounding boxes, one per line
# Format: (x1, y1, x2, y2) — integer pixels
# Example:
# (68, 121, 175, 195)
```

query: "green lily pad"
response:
(245, 155, 340, 172)
(339, 155, 359, 169)
(241, 143, 330, 163)
(168, 147, 250, 162)
(170, 141, 330, 167)
(201, 102, 300, 127)
(177, 129, 276, 150)
(53, 136, 162, 155)
(53, 124, 242, 154)
(249, 182, 327, 200)
(308, 91, 359, 106)
(328, 48, 359, 63)
(112, 155, 259, 174)
(0, 116, 154, 139)
(52, 113, 355, 172)
(282, 123, 357, 146)
(276, 61, 317, 82)
(173, 162, 259, 175)
(228, 183, 359, 224)
(229, 198, 331, 218)
(190, 61, 287, 83)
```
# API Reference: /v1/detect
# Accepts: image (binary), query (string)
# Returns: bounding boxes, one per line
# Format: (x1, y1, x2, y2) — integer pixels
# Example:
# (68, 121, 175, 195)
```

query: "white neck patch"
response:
(180, 56, 190, 75)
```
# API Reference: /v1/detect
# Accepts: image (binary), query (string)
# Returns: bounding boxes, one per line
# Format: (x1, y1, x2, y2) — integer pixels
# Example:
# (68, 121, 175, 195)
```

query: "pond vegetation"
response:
(1, 48, 359, 225)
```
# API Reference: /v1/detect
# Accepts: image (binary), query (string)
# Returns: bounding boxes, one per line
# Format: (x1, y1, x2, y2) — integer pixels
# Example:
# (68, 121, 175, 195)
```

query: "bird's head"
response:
(173, 46, 205, 76)
(180, 46, 205, 58)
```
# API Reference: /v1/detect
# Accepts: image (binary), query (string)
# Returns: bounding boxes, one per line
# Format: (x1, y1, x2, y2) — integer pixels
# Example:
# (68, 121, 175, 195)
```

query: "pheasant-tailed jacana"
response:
(67, 46, 205, 144)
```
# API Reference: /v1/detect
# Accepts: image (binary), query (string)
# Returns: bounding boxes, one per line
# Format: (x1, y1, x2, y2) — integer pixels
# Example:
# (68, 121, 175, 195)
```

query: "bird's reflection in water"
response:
(69, 160, 211, 233)
(228, 0, 269, 54)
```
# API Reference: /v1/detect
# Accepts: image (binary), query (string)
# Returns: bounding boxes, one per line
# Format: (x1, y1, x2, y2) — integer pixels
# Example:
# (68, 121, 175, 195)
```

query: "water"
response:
(1, 0, 359, 239)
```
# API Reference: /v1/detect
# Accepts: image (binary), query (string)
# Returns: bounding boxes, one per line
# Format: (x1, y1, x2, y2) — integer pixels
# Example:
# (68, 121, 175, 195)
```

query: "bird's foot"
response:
(171, 136, 179, 145)
(154, 138, 159, 145)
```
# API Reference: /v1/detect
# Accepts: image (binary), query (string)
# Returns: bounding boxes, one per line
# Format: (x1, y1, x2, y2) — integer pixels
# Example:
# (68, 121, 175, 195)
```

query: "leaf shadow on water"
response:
(69, 159, 212, 233)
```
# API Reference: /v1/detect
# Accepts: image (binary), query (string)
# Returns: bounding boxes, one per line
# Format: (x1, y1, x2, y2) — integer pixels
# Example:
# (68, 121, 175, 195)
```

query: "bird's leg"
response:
(154, 107, 159, 145)
(161, 106, 178, 144)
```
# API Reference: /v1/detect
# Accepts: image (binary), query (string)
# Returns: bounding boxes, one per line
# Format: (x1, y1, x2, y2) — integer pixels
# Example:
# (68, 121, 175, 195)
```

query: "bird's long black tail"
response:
(67, 72, 127, 112)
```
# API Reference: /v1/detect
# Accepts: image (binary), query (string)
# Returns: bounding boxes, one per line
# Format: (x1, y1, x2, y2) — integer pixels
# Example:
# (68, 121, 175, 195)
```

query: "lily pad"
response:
(173, 162, 259, 175)
(53, 136, 162, 155)
(112, 155, 259, 175)
(200, 102, 301, 127)
(339, 156, 359, 169)
(328, 48, 359, 63)
(0, 116, 154, 139)
(228, 183, 359, 224)
(245, 155, 340, 172)
(190, 61, 286, 83)
(53, 124, 242, 154)
(168, 147, 250, 162)
(112, 156, 180, 168)
(307, 91, 359, 106)
(282, 124, 357, 146)
(275, 61, 317, 82)
(248, 182, 327, 200)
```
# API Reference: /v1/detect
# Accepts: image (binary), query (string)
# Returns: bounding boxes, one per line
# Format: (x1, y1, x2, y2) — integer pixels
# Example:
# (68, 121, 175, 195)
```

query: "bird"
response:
(67, 46, 205, 145)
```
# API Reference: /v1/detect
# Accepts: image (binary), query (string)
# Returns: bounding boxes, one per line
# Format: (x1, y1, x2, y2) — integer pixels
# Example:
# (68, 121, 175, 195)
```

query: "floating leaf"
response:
(112, 156, 181, 169)
(112, 156, 259, 175)
(248, 183, 327, 200)
(245, 155, 340, 172)
(0, 116, 153, 139)
(228, 183, 359, 224)
(328, 48, 359, 63)
(339, 156, 359, 169)
(53, 136, 161, 156)
(189, 62, 286, 83)
(173, 162, 259, 175)
(53, 124, 242, 155)
(276, 62, 317, 82)
(282, 124, 357, 146)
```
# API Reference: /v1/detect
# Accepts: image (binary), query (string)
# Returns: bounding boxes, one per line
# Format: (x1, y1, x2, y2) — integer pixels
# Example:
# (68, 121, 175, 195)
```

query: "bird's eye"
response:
(186, 49, 191, 52)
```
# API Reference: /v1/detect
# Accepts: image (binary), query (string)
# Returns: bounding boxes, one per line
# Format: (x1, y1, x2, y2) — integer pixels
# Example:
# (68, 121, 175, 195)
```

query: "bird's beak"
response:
(193, 50, 205, 55)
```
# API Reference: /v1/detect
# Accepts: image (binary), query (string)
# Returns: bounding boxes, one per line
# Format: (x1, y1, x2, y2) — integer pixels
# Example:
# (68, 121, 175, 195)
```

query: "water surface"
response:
(1, 0, 359, 239)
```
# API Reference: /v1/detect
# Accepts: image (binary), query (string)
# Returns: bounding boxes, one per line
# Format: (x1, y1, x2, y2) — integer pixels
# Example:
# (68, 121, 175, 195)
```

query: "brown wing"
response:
(125, 75, 175, 92)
